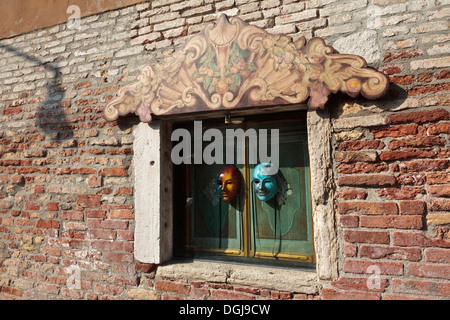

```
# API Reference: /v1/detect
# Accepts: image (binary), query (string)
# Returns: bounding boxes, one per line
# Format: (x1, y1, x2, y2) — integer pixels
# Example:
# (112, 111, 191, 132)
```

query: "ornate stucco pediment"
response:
(104, 14, 389, 123)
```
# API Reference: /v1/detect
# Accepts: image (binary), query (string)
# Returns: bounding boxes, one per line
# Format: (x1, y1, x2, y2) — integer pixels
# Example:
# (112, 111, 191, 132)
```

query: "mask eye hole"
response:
(217, 180, 222, 186)
(253, 179, 260, 184)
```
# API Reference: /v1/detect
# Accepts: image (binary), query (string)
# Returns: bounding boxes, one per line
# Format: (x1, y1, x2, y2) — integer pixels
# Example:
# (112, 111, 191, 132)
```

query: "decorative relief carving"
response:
(104, 14, 389, 123)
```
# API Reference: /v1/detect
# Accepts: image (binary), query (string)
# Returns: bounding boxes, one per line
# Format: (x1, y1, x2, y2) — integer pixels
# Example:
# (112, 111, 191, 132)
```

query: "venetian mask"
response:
(216, 166, 242, 202)
(253, 163, 278, 201)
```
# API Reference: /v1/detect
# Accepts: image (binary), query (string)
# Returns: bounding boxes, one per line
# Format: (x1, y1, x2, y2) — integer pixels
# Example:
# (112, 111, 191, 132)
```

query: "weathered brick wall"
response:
(0, 0, 449, 300)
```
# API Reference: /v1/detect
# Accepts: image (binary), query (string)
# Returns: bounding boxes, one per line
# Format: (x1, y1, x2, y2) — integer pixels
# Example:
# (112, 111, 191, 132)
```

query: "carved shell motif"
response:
(104, 14, 389, 123)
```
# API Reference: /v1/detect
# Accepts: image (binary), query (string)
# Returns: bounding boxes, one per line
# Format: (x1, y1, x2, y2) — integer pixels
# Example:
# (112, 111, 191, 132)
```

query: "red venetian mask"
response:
(216, 166, 242, 202)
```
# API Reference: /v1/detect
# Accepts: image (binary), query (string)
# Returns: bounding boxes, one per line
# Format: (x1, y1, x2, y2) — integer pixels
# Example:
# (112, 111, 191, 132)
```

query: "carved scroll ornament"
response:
(104, 14, 389, 123)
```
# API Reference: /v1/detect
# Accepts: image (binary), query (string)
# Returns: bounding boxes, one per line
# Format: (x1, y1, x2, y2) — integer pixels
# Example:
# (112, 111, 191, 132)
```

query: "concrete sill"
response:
(156, 259, 320, 295)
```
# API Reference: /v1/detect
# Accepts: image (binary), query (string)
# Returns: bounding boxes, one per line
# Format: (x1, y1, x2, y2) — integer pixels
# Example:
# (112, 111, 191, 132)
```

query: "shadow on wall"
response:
(0, 42, 73, 140)
(329, 80, 408, 118)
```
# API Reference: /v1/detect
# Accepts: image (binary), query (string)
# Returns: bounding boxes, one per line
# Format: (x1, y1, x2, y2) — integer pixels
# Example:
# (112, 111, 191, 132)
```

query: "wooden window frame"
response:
(133, 106, 339, 284)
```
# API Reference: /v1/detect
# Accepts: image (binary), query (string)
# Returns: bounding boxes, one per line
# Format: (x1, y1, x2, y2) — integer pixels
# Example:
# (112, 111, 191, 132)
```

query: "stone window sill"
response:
(156, 259, 320, 295)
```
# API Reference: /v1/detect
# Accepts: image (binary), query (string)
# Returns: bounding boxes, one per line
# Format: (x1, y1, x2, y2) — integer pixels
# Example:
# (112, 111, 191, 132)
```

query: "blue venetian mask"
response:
(253, 163, 278, 201)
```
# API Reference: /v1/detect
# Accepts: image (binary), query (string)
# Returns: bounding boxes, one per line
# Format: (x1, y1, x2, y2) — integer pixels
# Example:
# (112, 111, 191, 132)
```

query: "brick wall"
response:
(0, 0, 449, 300)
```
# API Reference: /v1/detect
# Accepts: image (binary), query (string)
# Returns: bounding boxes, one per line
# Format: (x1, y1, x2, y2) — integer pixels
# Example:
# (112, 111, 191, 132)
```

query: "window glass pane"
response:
(188, 128, 244, 253)
(248, 123, 313, 260)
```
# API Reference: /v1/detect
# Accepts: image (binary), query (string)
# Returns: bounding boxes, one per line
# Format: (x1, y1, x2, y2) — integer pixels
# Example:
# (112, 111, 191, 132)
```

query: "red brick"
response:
(409, 263, 450, 280)
(211, 290, 255, 300)
(74, 81, 92, 89)
(360, 245, 421, 261)
(92, 240, 124, 251)
(372, 124, 418, 138)
(343, 260, 404, 275)
(98, 167, 128, 177)
(435, 70, 450, 80)
(109, 209, 134, 219)
(427, 172, 450, 184)
(424, 248, 450, 263)
(400, 160, 449, 173)
(344, 230, 390, 244)
(41, 246, 61, 256)
(93, 283, 124, 296)
(427, 121, 450, 134)
(322, 288, 380, 300)
(155, 280, 190, 296)
(114, 187, 133, 196)
(428, 185, 450, 198)
(378, 187, 425, 200)
(11, 175, 25, 184)
(393, 232, 450, 248)
(0, 200, 14, 209)
(71, 168, 97, 175)
(399, 201, 426, 215)
(338, 175, 396, 187)
(335, 151, 377, 163)
(392, 278, 450, 297)
(428, 199, 450, 211)
(383, 293, 431, 300)
(100, 219, 129, 230)
(26, 254, 47, 262)
(344, 244, 357, 257)
(22, 270, 47, 282)
(136, 263, 156, 273)
(339, 215, 359, 228)
(82, 148, 105, 155)
(417, 72, 433, 82)
(360, 215, 423, 229)
(46, 202, 59, 211)
(389, 136, 445, 150)
(37, 283, 60, 295)
(102, 252, 133, 263)
(86, 209, 107, 218)
(25, 202, 42, 210)
(36, 219, 59, 229)
(383, 49, 423, 63)
(331, 276, 389, 292)
(60, 211, 84, 221)
(338, 201, 398, 215)
(379, 64, 403, 75)
(437, 148, 450, 159)
(3, 107, 23, 115)
(117, 230, 133, 241)
(337, 140, 385, 151)
(234, 287, 260, 295)
(337, 163, 388, 174)
(88, 176, 102, 188)
(389, 108, 450, 125)
(1, 286, 23, 297)
(390, 74, 415, 85)
(338, 189, 367, 200)
(408, 82, 450, 96)
(78, 195, 101, 208)
(380, 149, 436, 161)
(87, 229, 116, 240)
(396, 173, 427, 185)
(190, 287, 210, 299)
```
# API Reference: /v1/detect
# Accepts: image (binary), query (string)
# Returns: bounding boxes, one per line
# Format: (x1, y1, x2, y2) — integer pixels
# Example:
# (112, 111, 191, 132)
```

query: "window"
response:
(173, 111, 315, 265)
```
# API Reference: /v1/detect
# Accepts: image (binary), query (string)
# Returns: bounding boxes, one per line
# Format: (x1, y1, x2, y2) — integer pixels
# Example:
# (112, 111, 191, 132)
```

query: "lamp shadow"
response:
(0, 42, 73, 140)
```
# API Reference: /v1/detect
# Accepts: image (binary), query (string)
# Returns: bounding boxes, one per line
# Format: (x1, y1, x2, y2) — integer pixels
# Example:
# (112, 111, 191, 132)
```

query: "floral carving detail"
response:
(104, 14, 389, 123)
